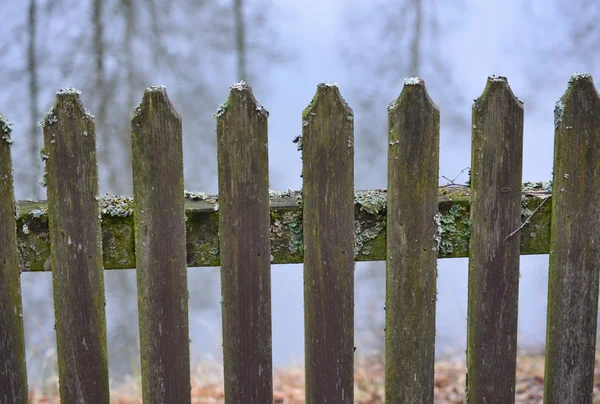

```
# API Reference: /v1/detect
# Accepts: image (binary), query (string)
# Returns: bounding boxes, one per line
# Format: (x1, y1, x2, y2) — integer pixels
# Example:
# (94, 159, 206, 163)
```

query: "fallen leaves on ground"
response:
(28, 352, 600, 403)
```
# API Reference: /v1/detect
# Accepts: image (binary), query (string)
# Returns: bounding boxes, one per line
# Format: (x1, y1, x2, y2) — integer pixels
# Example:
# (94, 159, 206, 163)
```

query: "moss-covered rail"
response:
(15, 184, 552, 271)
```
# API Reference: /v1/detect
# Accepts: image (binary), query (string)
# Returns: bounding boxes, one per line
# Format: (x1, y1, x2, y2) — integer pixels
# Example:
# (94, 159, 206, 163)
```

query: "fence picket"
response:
(385, 78, 440, 403)
(0, 115, 28, 403)
(302, 83, 355, 404)
(544, 73, 600, 403)
(42, 89, 110, 402)
(467, 76, 523, 403)
(216, 82, 273, 403)
(131, 86, 191, 403)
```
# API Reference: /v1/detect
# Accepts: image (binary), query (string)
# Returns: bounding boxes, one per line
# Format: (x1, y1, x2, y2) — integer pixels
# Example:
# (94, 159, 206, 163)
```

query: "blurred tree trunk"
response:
(234, 0, 247, 81)
(92, 0, 110, 191)
(27, 0, 40, 199)
(409, 0, 422, 76)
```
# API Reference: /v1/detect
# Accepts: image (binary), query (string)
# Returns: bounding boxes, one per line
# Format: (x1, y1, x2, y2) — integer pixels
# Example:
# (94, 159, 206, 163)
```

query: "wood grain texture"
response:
(0, 116, 28, 404)
(131, 87, 191, 404)
(302, 83, 355, 404)
(43, 90, 110, 403)
(385, 79, 439, 404)
(467, 77, 523, 404)
(216, 82, 273, 404)
(544, 74, 600, 404)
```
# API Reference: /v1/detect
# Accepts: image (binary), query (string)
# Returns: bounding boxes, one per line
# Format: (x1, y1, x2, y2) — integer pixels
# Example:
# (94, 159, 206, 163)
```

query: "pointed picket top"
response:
(473, 76, 523, 111)
(302, 83, 352, 124)
(467, 74, 524, 403)
(385, 75, 440, 403)
(554, 73, 600, 129)
(302, 82, 354, 403)
(41, 87, 94, 129)
(42, 88, 110, 402)
(214, 81, 269, 121)
(131, 85, 180, 127)
(544, 72, 600, 403)
(387, 77, 439, 114)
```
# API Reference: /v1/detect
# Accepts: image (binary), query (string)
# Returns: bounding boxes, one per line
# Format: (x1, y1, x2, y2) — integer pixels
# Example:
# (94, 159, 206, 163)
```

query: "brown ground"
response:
(28, 352, 600, 403)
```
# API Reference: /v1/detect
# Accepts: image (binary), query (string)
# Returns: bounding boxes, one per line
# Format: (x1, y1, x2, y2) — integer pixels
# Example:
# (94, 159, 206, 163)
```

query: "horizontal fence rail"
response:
(14, 186, 551, 270)
(2, 74, 599, 404)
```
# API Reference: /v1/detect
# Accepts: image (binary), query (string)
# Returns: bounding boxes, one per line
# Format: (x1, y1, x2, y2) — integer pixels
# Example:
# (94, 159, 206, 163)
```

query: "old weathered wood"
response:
(42, 89, 110, 402)
(131, 87, 191, 403)
(0, 115, 29, 404)
(544, 73, 600, 404)
(385, 78, 439, 403)
(216, 82, 273, 403)
(302, 83, 354, 403)
(14, 187, 552, 270)
(467, 76, 523, 403)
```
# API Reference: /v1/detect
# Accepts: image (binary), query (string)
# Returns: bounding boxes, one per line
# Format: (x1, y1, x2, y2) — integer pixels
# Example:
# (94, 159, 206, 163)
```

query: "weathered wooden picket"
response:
(0, 74, 599, 404)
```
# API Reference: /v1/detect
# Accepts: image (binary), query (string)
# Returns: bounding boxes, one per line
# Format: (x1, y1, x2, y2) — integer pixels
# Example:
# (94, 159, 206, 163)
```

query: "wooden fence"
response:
(0, 74, 599, 403)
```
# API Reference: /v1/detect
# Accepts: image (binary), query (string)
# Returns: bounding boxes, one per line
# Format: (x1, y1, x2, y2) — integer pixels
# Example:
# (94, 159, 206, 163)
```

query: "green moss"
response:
(270, 208, 304, 263)
(185, 211, 220, 267)
(1, 113, 14, 145)
(355, 189, 387, 214)
(435, 201, 472, 257)
(14, 188, 556, 271)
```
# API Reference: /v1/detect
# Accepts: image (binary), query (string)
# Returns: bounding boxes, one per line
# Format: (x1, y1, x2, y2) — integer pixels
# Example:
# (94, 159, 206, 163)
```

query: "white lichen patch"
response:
(354, 221, 384, 257)
(213, 100, 229, 118)
(569, 72, 592, 83)
(355, 189, 387, 215)
(83, 108, 94, 120)
(56, 87, 82, 96)
(554, 100, 564, 128)
(489, 75, 507, 82)
(256, 103, 269, 116)
(30, 209, 45, 218)
(146, 85, 166, 92)
(433, 213, 442, 251)
(0, 114, 13, 145)
(523, 181, 553, 193)
(322, 82, 338, 87)
(404, 77, 422, 85)
(184, 190, 219, 205)
(39, 148, 49, 161)
(230, 80, 248, 90)
(387, 99, 398, 111)
(99, 195, 134, 217)
(269, 189, 302, 200)
(22, 224, 30, 235)
(347, 115, 354, 121)
(39, 107, 58, 128)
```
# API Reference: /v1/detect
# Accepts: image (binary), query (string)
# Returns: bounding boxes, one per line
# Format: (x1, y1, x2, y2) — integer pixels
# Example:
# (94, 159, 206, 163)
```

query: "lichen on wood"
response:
(385, 77, 439, 403)
(42, 90, 110, 403)
(0, 112, 28, 402)
(544, 73, 600, 403)
(131, 86, 191, 404)
(216, 82, 273, 403)
(466, 76, 524, 404)
(14, 188, 553, 271)
(302, 83, 355, 404)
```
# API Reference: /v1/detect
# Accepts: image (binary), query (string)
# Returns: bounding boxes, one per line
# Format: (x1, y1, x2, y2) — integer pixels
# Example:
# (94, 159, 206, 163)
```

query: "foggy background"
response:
(1, 0, 598, 389)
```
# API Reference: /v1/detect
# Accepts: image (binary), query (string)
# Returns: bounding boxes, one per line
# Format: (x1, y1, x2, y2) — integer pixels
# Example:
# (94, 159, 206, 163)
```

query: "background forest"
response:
(1, 0, 599, 391)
